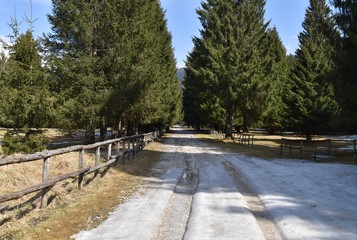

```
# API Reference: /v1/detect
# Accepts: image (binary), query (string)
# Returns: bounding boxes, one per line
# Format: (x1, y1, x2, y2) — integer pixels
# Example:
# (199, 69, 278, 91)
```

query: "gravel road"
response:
(73, 129, 281, 240)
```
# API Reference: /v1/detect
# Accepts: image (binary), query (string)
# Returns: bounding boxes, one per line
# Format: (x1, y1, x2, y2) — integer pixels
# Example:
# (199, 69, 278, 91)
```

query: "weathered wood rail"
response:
(0, 131, 159, 208)
(210, 130, 225, 139)
(280, 138, 356, 163)
(233, 133, 254, 146)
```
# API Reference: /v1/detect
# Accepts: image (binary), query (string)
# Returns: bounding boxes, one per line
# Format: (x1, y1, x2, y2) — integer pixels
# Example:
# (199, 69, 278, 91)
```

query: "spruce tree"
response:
(0, 51, 10, 126)
(2, 29, 53, 129)
(331, 0, 357, 131)
(120, 0, 182, 133)
(185, 0, 271, 137)
(45, 0, 181, 138)
(289, 0, 339, 138)
(184, 36, 225, 130)
(45, 0, 114, 141)
(262, 27, 289, 133)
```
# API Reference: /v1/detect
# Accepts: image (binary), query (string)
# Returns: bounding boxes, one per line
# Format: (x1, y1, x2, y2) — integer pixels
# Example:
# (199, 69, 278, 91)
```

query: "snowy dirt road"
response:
(73, 129, 357, 240)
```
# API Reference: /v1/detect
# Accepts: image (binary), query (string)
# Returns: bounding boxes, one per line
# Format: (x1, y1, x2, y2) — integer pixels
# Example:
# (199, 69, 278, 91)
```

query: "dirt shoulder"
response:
(2, 129, 355, 239)
(1, 140, 164, 240)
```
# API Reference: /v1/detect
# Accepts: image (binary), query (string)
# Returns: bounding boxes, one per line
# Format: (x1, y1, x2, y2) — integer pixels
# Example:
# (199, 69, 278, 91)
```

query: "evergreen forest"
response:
(184, 0, 357, 138)
(1, 0, 357, 153)
(0, 0, 182, 147)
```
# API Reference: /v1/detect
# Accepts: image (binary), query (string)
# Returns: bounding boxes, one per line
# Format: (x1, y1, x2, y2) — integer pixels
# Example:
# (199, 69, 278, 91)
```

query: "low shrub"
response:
(2, 129, 48, 155)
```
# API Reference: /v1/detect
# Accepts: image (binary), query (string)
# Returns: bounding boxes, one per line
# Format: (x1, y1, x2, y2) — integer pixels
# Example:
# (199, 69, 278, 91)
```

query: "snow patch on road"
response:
(225, 154, 357, 239)
(72, 168, 185, 240)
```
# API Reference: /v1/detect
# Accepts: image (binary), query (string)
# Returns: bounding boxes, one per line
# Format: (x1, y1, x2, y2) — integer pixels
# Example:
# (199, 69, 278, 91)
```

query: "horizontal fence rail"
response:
(0, 131, 160, 209)
(280, 138, 356, 163)
(233, 133, 254, 146)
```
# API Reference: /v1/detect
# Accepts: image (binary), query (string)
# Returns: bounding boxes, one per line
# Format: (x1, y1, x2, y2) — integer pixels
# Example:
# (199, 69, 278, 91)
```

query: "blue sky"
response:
(0, 0, 314, 67)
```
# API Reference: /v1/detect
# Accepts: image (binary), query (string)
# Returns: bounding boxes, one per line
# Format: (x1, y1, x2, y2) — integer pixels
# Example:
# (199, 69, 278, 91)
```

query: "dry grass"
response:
(0, 141, 164, 240)
(1, 130, 355, 239)
(204, 131, 356, 164)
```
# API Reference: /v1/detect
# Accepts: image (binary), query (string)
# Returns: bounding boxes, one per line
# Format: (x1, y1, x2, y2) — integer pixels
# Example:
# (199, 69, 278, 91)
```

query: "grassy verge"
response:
(1, 131, 355, 239)
(204, 132, 356, 164)
(0, 141, 164, 240)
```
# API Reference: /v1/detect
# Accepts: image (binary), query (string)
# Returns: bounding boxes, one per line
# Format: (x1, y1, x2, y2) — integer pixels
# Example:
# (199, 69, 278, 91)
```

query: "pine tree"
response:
(0, 51, 9, 126)
(45, 0, 181, 138)
(331, 0, 357, 131)
(261, 27, 289, 133)
(184, 36, 226, 130)
(0, 6, 54, 132)
(289, 0, 340, 138)
(185, 0, 271, 137)
(45, 0, 113, 141)
(119, 0, 182, 133)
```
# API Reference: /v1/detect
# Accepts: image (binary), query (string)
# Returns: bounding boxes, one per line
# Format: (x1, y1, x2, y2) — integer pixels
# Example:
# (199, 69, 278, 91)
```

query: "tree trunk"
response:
(225, 114, 233, 139)
(84, 128, 95, 144)
(126, 121, 136, 136)
(100, 118, 107, 141)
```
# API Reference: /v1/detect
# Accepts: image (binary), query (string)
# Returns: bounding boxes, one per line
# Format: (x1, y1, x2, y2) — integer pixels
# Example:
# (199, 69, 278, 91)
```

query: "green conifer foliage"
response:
(45, 0, 108, 141)
(185, 0, 272, 137)
(184, 36, 225, 130)
(289, 0, 340, 137)
(120, 0, 182, 132)
(0, 51, 10, 126)
(331, 0, 357, 131)
(45, 0, 181, 137)
(4, 31, 53, 128)
(262, 27, 289, 133)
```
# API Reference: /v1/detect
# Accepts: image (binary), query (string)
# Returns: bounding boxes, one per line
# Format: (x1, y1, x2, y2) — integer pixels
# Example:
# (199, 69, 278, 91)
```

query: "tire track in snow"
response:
(153, 155, 199, 240)
(222, 160, 285, 240)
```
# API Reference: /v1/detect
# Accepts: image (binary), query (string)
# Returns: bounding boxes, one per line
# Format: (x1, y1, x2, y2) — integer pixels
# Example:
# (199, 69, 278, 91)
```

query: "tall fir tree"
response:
(184, 34, 227, 130)
(331, 0, 357, 132)
(185, 0, 272, 137)
(0, 50, 9, 126)
(45, 0, 108, 141)
(98, 0, 181, 134)
(0, 12, 53, 131)
(289, 0, 340, 138)
(45, 0, 181, 138)
(261, 27, 289, 133)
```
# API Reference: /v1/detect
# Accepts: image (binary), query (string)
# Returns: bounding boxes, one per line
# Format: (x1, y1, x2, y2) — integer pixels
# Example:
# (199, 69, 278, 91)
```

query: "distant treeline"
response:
(0, 0, 182, 142)
(183, 0, 357, 138)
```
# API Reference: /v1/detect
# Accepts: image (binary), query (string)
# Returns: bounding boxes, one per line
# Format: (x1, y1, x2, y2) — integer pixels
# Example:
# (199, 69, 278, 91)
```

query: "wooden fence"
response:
(210, 130, 225, 139)
(280, 138, 356, 163)
(233, 133, 254, 146)
(0, 131, 159, 209)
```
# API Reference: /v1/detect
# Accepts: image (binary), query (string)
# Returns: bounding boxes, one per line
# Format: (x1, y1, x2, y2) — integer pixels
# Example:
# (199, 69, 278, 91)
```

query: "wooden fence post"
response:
(40, 157, 50, 208)
(136, 136, 140, 152)
(300, 140, 303, 159)
(78, 149, 84, 190)
(127, 139, 131, 158)
(328, 140, 332, 162)
(314, 141, 317, 161)
(116, 141, 120, 155)
(107, 143, 112, 161)
(132, 138, 135, 156)
(353, 140, 357, 164)
(95, 147, 100, 167)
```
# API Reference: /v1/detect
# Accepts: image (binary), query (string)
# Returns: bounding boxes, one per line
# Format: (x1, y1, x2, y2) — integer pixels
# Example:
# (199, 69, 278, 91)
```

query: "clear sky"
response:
(0, 0, 317, 67)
